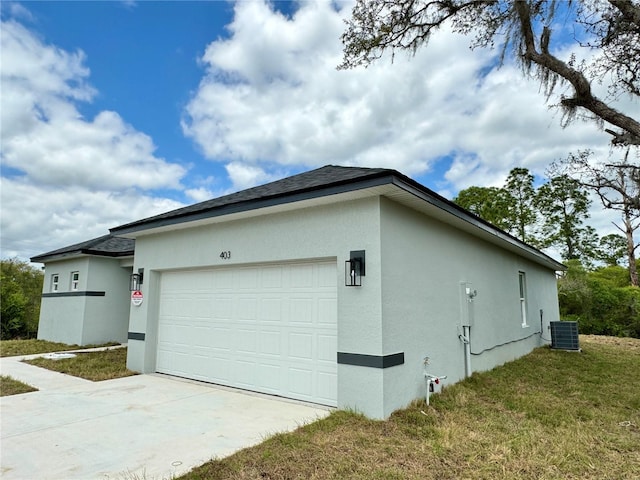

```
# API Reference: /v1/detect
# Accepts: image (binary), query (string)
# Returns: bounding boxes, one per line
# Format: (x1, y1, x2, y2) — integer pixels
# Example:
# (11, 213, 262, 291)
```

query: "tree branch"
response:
(609, 0, 640, 26)
(514, 0, 640, 145)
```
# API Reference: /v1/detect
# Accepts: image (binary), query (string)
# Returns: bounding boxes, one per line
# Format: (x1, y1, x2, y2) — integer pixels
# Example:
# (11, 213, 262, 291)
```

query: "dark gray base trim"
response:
(128, 332, 146, 341)
(42, 291, 106, 298)
(337, 352, 404, 368)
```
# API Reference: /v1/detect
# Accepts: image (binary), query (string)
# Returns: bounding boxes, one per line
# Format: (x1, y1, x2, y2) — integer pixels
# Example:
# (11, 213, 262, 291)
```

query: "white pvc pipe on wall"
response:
(463, 325, 471, 377)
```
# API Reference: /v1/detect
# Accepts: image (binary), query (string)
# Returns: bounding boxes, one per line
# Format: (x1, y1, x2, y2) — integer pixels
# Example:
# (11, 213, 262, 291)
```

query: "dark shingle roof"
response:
(31, 235, 135, 263)
(111, 165, 395, 235)
(33, 164, 563, 271)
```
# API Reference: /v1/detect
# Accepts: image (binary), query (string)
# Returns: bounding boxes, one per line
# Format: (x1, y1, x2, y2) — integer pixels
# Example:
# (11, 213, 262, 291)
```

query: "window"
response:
(70, 271, 80, 291)
(519, 272, 527, 327)
(51, 274, 59, 292)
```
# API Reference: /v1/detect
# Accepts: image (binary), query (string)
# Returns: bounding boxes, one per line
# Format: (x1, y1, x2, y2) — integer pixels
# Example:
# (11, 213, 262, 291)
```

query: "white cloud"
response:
(1, 20, 185, 191)
(181, 0, 635, 248)
(3, 1, 634, 262)
(0, 177, 183, 259)
(0, 14, 187, 260)
(225, 162, 283, 191)
(185, 187, 216, 203)
(5, 3, 34, 22)
(182, 1, 631, 188)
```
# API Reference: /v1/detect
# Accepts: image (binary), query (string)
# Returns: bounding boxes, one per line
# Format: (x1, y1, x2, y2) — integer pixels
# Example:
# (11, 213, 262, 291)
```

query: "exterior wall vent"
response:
(550, 321, 580, 351)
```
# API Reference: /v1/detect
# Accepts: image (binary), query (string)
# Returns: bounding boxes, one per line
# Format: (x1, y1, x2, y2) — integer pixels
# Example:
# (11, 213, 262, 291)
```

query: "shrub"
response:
(558, 261, 640, 338)
(0, 259, 43, 339)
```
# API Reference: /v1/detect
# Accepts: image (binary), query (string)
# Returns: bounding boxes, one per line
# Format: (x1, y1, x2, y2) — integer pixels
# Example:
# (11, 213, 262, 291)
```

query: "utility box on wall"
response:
(459, 282, 477, 327)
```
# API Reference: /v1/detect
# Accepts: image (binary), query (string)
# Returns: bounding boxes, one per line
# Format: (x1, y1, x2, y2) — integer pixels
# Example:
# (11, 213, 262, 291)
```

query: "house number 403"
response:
(220, 251, 231, 260)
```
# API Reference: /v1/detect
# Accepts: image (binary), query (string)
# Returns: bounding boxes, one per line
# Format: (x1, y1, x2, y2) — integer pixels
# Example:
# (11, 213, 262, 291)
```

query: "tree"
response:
(504, 167, 537, 243)
(535, 174, 597, 263)
(558, 259, 640, 337)
(340, 0, 640, 146)
(452, 169, 538, 242)
(597, 233, 628, 266)
(453, 185, 513, 230)
(563, 149, 640, 286)
(0, 258, 43, 339)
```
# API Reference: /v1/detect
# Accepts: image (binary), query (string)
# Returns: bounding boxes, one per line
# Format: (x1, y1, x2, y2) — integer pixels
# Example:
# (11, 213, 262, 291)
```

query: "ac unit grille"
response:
(550, 321, 580, 351)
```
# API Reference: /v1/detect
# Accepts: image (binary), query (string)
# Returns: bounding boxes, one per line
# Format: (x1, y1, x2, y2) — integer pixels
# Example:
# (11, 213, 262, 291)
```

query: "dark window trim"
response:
(42, 291, 106, 298)
(337, 352, 404, 369)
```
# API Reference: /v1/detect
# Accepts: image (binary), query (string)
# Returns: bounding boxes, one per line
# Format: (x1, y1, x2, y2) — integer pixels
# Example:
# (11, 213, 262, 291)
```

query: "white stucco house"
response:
(31, 235, 134, 346)
(33, 165, 564, 419)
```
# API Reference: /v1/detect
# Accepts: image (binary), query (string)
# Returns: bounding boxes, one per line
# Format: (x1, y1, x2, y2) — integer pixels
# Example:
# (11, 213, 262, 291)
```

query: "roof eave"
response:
(110, 172, 396, 237)
(388, 175, 566, 271)
(109, 168, 564, 272)
(31, 250, 135, 264)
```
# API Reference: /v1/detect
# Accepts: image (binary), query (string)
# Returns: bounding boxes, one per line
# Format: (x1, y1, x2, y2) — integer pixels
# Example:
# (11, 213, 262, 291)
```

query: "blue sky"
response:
(1, 0, 633, 260)
(5, 1, 236, 202)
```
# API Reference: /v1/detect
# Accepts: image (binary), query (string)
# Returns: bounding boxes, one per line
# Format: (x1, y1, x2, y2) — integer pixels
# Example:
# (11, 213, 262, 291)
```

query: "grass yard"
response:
(0, 375, 38, 396)
(24, 347, 137, 382)
(181, 335, 640, 480)
(0, 339, 119, 357)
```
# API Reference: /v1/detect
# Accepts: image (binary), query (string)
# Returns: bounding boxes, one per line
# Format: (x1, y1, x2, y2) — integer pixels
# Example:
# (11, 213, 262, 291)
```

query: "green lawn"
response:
(0, 375, 37, 396)
(24, 347, 137, 382)
(181, 335, 640, 480)
(0, 339, 119, 357)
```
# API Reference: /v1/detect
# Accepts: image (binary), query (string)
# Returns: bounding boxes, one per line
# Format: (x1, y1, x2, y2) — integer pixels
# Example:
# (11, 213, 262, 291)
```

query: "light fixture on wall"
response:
(129, 268, 144, 291)
(345, 250, 365, 287)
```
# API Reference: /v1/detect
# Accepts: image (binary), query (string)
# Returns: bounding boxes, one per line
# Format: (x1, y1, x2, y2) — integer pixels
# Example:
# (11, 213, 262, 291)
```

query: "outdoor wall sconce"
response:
(345, 250, 365, 287)
(129, 268, 144, 291)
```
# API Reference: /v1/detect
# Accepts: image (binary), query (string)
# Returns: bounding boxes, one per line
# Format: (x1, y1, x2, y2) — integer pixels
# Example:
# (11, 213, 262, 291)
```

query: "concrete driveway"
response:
(0, 348, 330, 480)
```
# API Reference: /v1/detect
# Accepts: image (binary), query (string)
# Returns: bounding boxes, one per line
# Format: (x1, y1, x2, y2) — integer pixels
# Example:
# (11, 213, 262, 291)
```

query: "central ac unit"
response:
(550, 321, 580, 351)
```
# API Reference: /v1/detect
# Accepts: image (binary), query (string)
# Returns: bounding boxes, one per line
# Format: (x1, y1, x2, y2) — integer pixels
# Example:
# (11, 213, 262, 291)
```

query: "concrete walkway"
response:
(0, 348, 331, 480)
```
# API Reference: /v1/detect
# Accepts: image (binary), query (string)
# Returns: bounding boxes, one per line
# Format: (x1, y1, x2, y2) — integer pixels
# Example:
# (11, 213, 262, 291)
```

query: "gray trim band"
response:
(42, 291, 106, 298)
(128, 332, 145, 341)
(337, 352, 404, 368)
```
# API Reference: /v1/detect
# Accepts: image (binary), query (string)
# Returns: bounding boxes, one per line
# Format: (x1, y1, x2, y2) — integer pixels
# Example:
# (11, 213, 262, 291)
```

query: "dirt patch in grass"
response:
(580, 334, 640, 351)
(0, 375, 38, 396)
(180, 339, 640, 480)
(24, 347, 137, 381)
(0, 339, 120, 357)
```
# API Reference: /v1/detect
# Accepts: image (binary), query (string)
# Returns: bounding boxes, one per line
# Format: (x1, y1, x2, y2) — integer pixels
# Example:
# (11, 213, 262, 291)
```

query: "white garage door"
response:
(156, 261, 338, 406)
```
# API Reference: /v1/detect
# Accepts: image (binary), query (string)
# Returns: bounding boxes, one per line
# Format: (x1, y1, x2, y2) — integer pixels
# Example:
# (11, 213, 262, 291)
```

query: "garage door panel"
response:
(235, 360, 257, 387)
(213, 297, 233, 319)
(208, 356, 231, 381)
(259, 330, 282, 356)
(290, 297, 314, 324)
(318, 298, 338, 326)
(237, 269, 260, 290)
(157, 261, 337, 406)
(288, 332, 313, 359)
(256, 363, 281, 391)
(237, 329, 257, 354)
(318, 334, 337, 362)
(236, 296, 258, 320)
(289, 264, 314, 287)
(209, 326, 232, 350)
(261, 266, 283, 288)
(259, 297, 283, 322)
(288, 367, 313, 397)
(192, 299, 211, 318)
(317, 371, 338, 402)
(192, 330, 212, 349)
